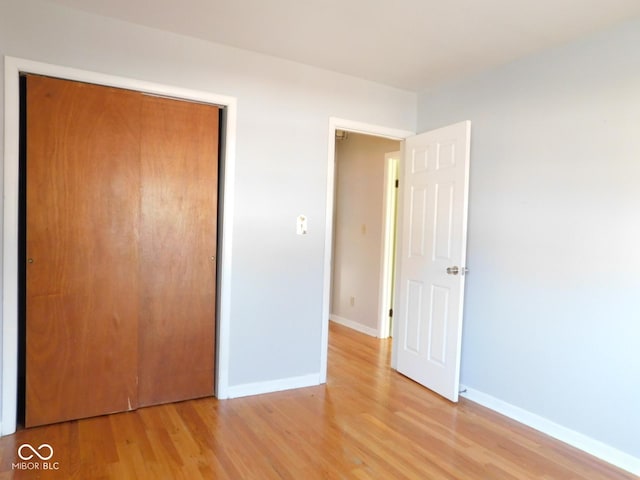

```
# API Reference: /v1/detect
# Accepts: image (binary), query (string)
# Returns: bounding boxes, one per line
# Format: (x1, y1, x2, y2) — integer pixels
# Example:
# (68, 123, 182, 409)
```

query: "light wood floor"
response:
(0, 322, 635, 479)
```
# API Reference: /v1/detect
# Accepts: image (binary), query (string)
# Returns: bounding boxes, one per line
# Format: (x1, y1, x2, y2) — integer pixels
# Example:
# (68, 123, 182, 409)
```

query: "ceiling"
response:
(42, 0, 640, 92)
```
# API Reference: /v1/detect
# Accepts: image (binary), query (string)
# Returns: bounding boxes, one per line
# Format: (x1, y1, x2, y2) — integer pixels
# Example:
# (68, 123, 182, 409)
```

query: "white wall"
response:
(418, 18, 640, 461)
(331, 133, 399, 335)
(0, 0, 416, 396)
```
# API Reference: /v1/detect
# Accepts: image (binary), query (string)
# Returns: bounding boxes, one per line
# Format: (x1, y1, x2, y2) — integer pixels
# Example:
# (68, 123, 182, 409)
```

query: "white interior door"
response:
(395, 121, 471, 402)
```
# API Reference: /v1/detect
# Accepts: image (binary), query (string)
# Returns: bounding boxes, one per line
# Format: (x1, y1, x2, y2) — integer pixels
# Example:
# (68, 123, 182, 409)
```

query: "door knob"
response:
(446, 266, 459, 275)
(446, 266, 469, 276)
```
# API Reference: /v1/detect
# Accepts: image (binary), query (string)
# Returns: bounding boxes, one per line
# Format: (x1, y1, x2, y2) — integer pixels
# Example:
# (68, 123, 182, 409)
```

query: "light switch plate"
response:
(297, 215, 308, 235)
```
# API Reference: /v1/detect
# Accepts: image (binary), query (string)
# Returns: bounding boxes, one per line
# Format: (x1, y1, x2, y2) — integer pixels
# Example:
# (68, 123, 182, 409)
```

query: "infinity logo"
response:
(17, 443, 54, 461)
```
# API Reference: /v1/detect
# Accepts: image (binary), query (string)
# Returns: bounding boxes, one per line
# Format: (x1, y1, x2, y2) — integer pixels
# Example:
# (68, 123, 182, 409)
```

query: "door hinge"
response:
(395, 179, 399, 188)
(389, 308, 393, 317)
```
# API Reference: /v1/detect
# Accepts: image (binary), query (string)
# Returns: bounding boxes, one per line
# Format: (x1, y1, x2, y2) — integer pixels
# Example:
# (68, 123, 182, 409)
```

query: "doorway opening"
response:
(319, 118, 413, 382)
(323, 119, 471, 405)
(330, 131, 400, 338)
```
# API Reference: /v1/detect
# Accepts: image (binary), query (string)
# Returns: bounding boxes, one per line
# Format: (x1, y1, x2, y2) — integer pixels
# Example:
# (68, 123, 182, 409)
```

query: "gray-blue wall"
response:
(418, 18, 640, 459)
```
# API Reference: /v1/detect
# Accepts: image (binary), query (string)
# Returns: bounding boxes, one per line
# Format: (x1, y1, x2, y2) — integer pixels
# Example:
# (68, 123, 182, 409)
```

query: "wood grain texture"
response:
(138, 95, 218, 406)
(25, 75, 140, 427)
(25, 77, 219, 426)
(3, 323, 635, 478)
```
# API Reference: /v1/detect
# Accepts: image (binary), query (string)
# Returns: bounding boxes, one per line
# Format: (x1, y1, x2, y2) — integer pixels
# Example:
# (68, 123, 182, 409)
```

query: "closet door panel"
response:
(138, 96, 218, 406)
(25, 76, 141, 427)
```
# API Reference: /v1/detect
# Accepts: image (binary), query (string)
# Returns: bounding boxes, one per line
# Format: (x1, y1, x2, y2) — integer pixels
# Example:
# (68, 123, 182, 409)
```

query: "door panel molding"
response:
(2, 56, 237, 434)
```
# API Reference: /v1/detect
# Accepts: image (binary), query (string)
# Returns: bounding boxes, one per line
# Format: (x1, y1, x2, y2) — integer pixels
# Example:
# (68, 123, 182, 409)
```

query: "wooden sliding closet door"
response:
(138, 96, 218, 406)
(25, 75, 219, 426)
(25, 76, 141, 427)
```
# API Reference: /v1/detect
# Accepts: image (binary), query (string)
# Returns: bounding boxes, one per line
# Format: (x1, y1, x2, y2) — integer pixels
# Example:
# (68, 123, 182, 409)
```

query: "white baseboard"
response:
(330, 315, 378, 337)
(226, 373, 321, 399)
(460, 385, 640, 476)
